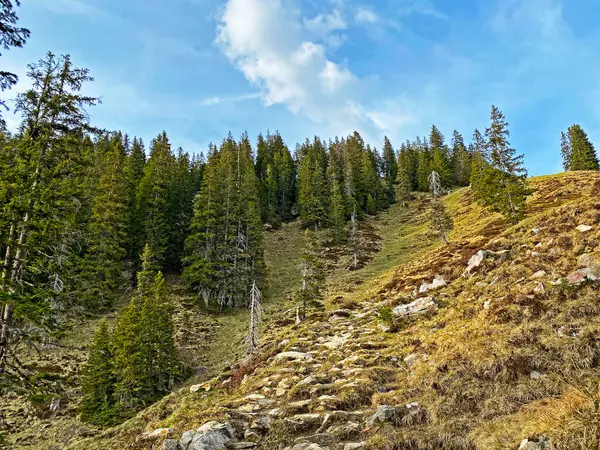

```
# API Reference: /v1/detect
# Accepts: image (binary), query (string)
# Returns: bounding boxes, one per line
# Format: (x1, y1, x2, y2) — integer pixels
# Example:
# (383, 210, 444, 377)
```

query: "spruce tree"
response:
(81, 134, 128, 309)
(124, 138, 146, 261)
(485, 105, 528, 221)
(298, 137, 328, 228)
(560, 131, 571, 171)
(0, 0, 30, 120)
(429, 126, 453, 188)
(396, 165, 412, 207)
(382, 136, 398, 204)
(429, 197, 454, 244)
(567, 124, 599, 171)
(1, 53, 99, 371)
(451, 130, 471, 186)
(328, 165, 347, 243)
(80, 319, 117, 426)
(416, 139, 432, 192)
(298, 229, 325, 321)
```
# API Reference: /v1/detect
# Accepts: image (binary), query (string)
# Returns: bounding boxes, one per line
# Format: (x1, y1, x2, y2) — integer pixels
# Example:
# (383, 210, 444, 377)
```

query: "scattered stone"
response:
(530, 270, 546, 279)
(418, 275, 447, 294)
(518, 436, 553, 449)
(558, 325, 580, 338)
(483, 300, 491, 310)
(190, 384, 210, 393)
(276, 388, 286, 397)
(244, 394, 266, 401)
(180, 421, 236, 450)
(576, 224, 593, 233)
(530, 371, 542, 380)
(465, 249, 509, 273)
(291, 444, 327, 450)
(566, 265, 600, 284)
(365, 405, 397, 428)
(285, 413, 323, 426)
(533, 283, 546, 295)
(234, 443, 257, 449)
(404, 353, 427, 367)
(392, 296, 436, 318)
(244, 430, 261, 443)
(144, 428, 174, 439)
(320, 333, 350, 350)
(274, 352, 314, 362)
(344, 443, 366, 450)
(162, 439, 180, 450)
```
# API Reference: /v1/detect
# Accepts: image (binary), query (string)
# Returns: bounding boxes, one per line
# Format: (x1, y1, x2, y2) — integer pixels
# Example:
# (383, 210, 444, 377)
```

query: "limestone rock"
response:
(393, 296, 436, 318)
(576, 224, 593, 233)
(274, 352, 314, 363)
(162, 440, 181, 450)
(180, 421, 236, 450)
(466, 249, 509, 273)
(291, 444, 327, 450)
(566, 265, 600, 284)
(530, 270, 546, 279)
(344, 443, 366, 450)
(365, 405, 397, 427)
(144, 428, 174, 439)
(418, 275, 447, 293)
(518, 437, 553, 449)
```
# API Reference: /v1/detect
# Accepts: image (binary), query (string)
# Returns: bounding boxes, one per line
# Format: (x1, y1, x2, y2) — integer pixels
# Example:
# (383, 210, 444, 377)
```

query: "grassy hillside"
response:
(3, 172, 600, 450)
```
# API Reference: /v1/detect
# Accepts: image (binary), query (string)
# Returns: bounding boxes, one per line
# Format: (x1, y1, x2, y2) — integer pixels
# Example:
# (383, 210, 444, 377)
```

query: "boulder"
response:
(180, 421, 236, 450)
(465, 250, 509, 273)
(274, 352, 314, 363)
(393, 296, 436, 318)
(418, 275, 447, 293)
(518, 437, 553, 449)
(566, 265, 600, 284)
(344, 444, 366, 450)
(162, 440, 181, 450)
(365, 405, 397, 428)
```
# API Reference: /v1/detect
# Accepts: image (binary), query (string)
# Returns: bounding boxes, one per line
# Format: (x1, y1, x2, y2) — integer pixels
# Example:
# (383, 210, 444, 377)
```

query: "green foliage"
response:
(429, 197, 454, 243)
(382, 136, 398, 204)
(564, 124, 599, 171)
(297, 229, 326, 319)
(298, 137, 329, 228)
(429, 125, 453, 188)
(184, 133, 265, 309)
(451, 130, 471, 186)
(80, 319, 117, 426)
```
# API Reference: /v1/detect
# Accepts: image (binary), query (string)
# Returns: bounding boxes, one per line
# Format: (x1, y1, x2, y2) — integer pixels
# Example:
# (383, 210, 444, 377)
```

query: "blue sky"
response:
(3, 0, 600, 175)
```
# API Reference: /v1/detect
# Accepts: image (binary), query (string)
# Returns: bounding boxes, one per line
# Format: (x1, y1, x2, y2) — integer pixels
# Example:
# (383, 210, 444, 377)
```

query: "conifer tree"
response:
(80, 319, 117, 426)
(485, 105, 528, 221)
(298, 229, 325, 321)
(416, 139, 432, 192)
(451, 130, 471, 186)
(298, 137, 328, 228)
(0, 0, 30, 120)
(1, 53, 99, 371)
(124, 138, 146, 261)
(382, 136, 398, 204)
(328, 165, 347, 243)
(81, 134, 128, 309)
(396, 165, 412, 207)
(429, 197, 454, 244)
(560, 131, 571, 171)
(429, 126, 453, 188)
(567, 124, 599, 171)
(137, 132, 175, 269)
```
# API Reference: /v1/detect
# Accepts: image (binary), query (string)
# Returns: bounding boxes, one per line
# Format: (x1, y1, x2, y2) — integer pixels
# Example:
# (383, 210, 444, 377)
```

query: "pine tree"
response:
(451, 130, 471, 186)
(560, 131, 571, 171)
(1, 53, 99, 371)
(0, 0, 30, 120)
(124, 138, 146, 262)
(429, 126, 453, 188)
(298, 229, 325, 321)
(81, 134, 128, 309)
(328, 165, 347, 243)
(80, 319, 117, 426)
(485, 105, 528, 221)
(137, 132, 175, 269)
(382, 136, 397, 204)
(567, 124, 599, 171)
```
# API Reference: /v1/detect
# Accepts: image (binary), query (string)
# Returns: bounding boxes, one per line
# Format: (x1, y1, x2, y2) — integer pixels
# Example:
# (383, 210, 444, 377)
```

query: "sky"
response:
(3, 0, 600, 176)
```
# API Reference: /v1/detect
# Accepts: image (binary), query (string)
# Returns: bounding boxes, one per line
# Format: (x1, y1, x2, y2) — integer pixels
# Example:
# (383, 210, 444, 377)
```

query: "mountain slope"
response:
(8, 171, 600, 450)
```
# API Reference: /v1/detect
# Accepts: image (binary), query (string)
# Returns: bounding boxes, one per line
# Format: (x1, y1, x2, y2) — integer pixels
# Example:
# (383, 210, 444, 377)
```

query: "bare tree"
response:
(428, 171, 443, 197)
(246, 280, 262, 353)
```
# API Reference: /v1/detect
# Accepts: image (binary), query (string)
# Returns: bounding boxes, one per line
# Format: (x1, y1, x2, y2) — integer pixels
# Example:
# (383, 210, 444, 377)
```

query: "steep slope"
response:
(67, 171, 600, 450)
(8, 172, 600, 450)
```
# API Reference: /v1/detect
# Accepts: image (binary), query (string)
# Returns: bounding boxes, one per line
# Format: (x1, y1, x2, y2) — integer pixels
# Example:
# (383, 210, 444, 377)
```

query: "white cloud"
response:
(200, 92, 260, 106)
(216, 0, 359, 128)
(304, 8, 347, 35)
(355, 7, 378, 24)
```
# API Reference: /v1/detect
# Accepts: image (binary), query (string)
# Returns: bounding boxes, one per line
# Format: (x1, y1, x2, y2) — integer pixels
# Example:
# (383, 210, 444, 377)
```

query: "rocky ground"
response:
(3, 172, 600, 450)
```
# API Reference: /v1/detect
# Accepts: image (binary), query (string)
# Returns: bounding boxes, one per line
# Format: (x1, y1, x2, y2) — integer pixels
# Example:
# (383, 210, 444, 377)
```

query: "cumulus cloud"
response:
(355, 7, 378, 24)
(215, 0, 360, 131)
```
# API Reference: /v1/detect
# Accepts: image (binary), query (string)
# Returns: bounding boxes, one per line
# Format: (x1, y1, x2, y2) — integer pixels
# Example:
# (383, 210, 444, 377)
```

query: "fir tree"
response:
(560, 131, 571, 171)
(298, 137, 328, 228)
(567, 124, 599, 171)
(81, 134, 128, 309)
(124, 138, 146, 261)
(429, 126, 453, 187)
(451, 130, 471, 186)
(396, 165, 412, 207)
(328, 165, 347, 243)
(382, 136, 398, 204)
(0, 0, 30, 119)
(416, 140, 432, 192)
(80, 319, 117, 426)
(298, 229, 325, 321)
(485, 105, 528, 222)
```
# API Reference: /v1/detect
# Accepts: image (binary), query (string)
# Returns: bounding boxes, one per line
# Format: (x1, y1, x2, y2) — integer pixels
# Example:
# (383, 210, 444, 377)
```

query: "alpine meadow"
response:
(2, 1, 600, 450)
